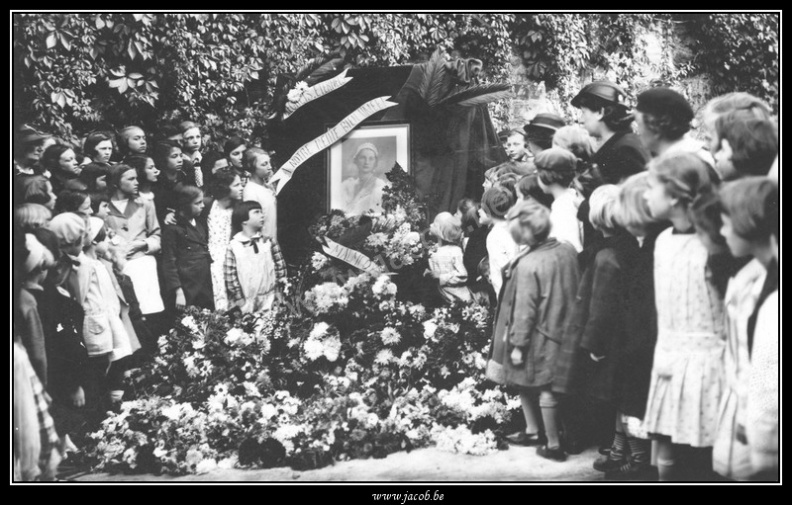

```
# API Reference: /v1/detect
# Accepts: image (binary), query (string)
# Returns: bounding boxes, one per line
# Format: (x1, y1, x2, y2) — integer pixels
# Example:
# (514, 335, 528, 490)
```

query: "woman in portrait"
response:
(341, 143, 388, 215)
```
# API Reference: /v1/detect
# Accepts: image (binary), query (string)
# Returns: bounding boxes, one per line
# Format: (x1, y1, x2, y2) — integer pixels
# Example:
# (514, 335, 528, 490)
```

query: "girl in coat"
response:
(493, 199, 580, 462)
(642, 152, 723, 481)
(205, 168, 243, 311)
(553, 185, 639, 471)
(427, 212, 472, 304)
(713, 178, 778, 481)
(536, 147, 584, 253)
(224, 201, 286, 314)
(161, 184, 215, 311)
(104, 164, 165, 321)
(479, 186, 519, 299)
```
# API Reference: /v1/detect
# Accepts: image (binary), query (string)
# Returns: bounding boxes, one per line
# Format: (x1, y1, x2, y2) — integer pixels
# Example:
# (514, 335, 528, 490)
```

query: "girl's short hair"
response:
(174, 184, 204, 215)
(83, 131, 114, 158)
(574, 94, 635, 132)
(224, 136, 246, 157)
(495, 172, 519, 201)
(78, 163, 110, 192)
(179, 121, 198, 134)
(118, 125, 146, 155)
(702, 92, 772, 122)
(588, 184, 621, 233)
(124, 154, 153, 186)
(553, 125, 594, 163)
(231, 200, 262, 234)
(517, 174, 554, 209)
(714, 110, 778, 178)
(691, 189, 727, 248)
(54, 189, 90, 215)
(39, 144, 72, 173)
(243, 147, 269, 174)
(152, 140, 181, 171)
(456, 198, 480, 233)
(617, 172, 657, 229)
(719, 177, 778, 241)
(20, 176, 53, 206)
(507, 198, 552, 246)
(537, 168, 575, 189)
(106, 164, 137, 194)
(209, 168, 239, 200)
(15, 203, 52, 233)
(649, 152, 713, 208)
(88, 191, 110, 214)
(202, 151, 227, 173)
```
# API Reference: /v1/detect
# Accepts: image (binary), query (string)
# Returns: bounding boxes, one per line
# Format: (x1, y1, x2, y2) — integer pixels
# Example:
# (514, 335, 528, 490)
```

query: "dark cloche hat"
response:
(571, 81, 630, 108)
(635, 87, 694, 124)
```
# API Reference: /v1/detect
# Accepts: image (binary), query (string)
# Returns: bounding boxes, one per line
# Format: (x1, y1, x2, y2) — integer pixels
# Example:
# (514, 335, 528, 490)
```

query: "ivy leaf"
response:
(128, 72, 143, 79)
(94, 16, 105, 29)
(109, 77, 128, 93)
(59, 33, 72, 51)
(45, 32, 57, 49)
(127, 41, 136, 60)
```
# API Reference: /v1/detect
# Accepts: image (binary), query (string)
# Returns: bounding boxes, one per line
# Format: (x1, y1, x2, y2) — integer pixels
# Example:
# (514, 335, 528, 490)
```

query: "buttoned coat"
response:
(161, 216, 215, 310)
(492, 238, 580, 389)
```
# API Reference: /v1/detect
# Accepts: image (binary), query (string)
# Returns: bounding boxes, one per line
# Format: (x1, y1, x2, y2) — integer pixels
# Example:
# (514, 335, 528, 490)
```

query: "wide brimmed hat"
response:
(571, 81, 630, 108)
(636, 87, 694, 123)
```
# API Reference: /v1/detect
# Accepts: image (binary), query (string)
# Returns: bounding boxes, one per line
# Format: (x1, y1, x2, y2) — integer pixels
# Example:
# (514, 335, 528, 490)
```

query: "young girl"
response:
(456, 199, 492, 302)
(83, 131, 115, 167)
(162, 185, 215, 311)
(553, 185, 638, 469)
(597, 173, 670, 480)
(205, 168, 243, 311)
(710, 111, 778, 182)
(480, 186, 519, 298)
(19, 175, 58, 211)
(117, 126, 148, 158)
(124, 155, 160, 201)
(427, 212, 473, 304)
(536, 147, 584, 253)
(495, 199, 580, 462)
(180, 121, 204, 185)
(224, 201, 286, 313)
(713, 177, 777, 481)
(104, 164, 165, 319)
(642, 152, 723, 481)
(40, 144, 83, 194)
(242, 148, 278, 240)
(54, 189, 93, 217)
(16, 203, 52, 233)
(224, 136, 248, 187)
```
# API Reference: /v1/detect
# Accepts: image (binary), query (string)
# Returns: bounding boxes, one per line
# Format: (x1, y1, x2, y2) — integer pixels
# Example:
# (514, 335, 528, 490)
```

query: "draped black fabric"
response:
(270, 65, 506, 264)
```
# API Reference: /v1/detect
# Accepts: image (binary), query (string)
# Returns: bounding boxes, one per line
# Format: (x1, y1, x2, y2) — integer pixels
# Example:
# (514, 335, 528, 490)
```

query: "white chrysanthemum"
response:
(323, 335, 341, 362)
(423, 320, 438, 339)
(195, 458, 217, 474)
(287, 88, 302, 102)
(183, 355, 198, 377)
(157, 335, 168, 348)
(287, 338, 300, 348)
(303, 337, 324, 361)
(218, 456, 237, 470)
(260, 403, 278, 421)
(161, 404, 181, 421)
(192, 339, 205, 350)
(375, 349, 394, 365)
(310, 252, 330, 271)
(310, 322, 330, 340)
(225, 328, 244, 344)
(413, 352, 428, 370)
(397, 351, 412, 368)
(380, 327, 401, 346)
(243, 382, 261, 398)
(295, 81, 309, 92)
(364, 233, 388, 250)
(181, 316, 199, 333)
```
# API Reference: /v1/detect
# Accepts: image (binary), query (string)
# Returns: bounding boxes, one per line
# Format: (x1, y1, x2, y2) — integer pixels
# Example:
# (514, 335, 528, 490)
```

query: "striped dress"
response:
(643, 228, 726, 447)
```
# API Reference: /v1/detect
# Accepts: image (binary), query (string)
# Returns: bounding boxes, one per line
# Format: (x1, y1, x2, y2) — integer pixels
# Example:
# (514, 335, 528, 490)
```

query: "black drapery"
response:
(270, 65, 506, 263)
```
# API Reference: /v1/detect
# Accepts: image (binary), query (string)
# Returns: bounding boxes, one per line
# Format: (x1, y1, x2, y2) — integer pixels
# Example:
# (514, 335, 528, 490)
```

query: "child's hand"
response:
(175, 288, 186, 310)
(164, 211, 177, 226)
(510, 347, 524, 367)
(70, 386, 85, 408)
(126, 240, 148, 258)
(589, 353, 605, 362)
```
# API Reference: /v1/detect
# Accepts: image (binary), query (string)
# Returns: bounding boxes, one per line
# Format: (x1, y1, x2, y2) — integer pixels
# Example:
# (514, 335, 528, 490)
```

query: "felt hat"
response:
(524, 113, 566, 141)
(48, 212, 87, 245)
(636, 87, 694, 124)
(534, 147, 578, 173)
(353, 142, 379, 159)
(571, 80, 630, 108)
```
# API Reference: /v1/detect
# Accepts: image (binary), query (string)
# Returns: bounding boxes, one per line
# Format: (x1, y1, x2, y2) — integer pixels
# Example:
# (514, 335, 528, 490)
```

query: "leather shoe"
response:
(536, 445, 567, 462)
(505, 431, 547, 446)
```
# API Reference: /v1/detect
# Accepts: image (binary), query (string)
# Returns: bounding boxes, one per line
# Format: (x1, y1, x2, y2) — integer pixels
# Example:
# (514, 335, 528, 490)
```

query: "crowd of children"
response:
(14, 82, 778, 482)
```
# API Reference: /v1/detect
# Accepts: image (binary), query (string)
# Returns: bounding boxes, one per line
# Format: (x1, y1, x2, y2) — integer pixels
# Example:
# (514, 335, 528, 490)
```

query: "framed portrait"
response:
(327, 122, 411, 215)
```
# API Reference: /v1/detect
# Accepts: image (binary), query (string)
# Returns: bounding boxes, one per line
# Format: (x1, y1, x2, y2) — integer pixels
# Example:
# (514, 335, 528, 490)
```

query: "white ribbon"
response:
(283, 69, 353, 120)
(320, 237, 382, 275)
(270, 96, 398, 195)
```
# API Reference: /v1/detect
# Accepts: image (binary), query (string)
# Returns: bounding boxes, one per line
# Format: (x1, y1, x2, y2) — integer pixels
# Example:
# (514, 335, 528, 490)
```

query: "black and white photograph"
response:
(12, 12, 779, 486)
(329, 123, 410, 215)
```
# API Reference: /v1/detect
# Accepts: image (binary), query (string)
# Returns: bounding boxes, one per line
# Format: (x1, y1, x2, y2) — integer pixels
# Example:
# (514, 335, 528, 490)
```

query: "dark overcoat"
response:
(490, 239, 580, 389)
(553, 232, 638, 402)
(591, 131, 650, 185)
(161, 216, 215, 310)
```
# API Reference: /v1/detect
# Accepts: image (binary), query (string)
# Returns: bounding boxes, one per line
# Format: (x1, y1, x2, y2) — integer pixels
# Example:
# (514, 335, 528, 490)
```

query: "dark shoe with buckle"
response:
(536, 445, 567, 462)
(593, 454, 625, 472)
(506, 431, 547, 447)
(605, 462, 657, 481)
